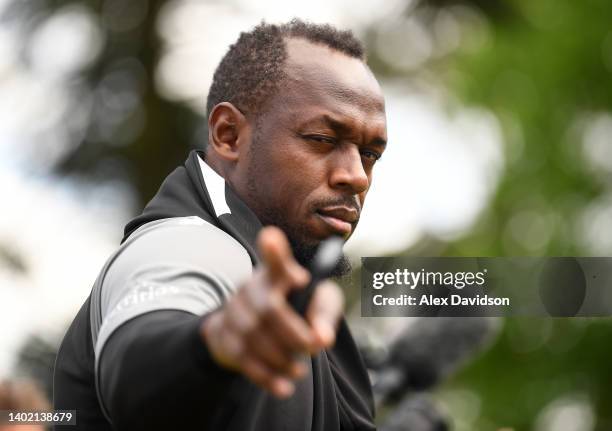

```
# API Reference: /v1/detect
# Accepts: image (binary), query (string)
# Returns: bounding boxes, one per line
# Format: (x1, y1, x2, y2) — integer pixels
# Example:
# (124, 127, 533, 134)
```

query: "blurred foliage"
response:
(445, 318, 612, 430)
(2, 0, 204, 207)
(404, 0, 612, 430)
(443, 0, 611, 258)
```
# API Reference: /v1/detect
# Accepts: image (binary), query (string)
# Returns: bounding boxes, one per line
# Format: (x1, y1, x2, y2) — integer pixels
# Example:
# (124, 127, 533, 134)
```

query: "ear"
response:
(207, 102, 248, 162)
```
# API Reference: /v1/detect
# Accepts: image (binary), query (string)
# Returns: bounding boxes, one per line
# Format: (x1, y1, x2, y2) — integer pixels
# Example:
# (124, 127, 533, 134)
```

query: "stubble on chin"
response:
(265, 212, 352, 277)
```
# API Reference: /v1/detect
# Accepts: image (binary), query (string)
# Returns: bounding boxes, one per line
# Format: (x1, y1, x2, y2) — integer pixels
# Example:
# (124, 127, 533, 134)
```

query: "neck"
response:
(201, 150, 226, 177)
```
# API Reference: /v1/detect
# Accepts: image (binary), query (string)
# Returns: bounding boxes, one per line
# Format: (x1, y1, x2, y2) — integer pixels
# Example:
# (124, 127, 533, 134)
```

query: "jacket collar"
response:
(122, 150, 262, 265)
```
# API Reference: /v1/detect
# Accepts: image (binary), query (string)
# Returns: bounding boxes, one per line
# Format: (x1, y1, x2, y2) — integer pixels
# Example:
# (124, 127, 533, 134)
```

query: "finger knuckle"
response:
(238, 313, 260, 336)
(262, 293, 283, 319)
(243, 361, 266, 383)
(226, 336, 245, 358)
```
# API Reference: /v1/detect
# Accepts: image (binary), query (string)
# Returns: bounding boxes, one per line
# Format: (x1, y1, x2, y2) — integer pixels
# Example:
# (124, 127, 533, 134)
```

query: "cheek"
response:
(359, 191, 368, 206)
(361, 178, 372, 202)
(272, 139, 325, 188)
(256, 133, 330, 212)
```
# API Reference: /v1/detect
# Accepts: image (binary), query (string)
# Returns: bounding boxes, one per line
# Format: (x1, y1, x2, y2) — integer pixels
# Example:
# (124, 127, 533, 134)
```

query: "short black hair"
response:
(206, 19, 366, 119)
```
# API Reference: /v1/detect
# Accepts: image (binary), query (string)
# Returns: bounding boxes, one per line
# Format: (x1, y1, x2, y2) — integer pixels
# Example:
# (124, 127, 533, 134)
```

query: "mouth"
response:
(315, 206, 359, 237)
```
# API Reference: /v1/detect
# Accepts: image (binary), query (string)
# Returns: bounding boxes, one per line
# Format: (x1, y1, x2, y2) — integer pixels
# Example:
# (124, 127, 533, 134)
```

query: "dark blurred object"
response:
(379, 394, 449, 431)
(372, 317, 498, 406)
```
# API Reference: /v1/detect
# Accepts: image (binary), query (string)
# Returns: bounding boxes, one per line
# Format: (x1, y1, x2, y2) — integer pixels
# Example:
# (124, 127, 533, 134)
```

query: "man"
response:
(53, 19, 387, 430)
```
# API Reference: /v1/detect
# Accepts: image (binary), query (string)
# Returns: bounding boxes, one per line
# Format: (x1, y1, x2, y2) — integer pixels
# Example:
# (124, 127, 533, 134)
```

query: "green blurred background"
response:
(1, 0, 612, 430)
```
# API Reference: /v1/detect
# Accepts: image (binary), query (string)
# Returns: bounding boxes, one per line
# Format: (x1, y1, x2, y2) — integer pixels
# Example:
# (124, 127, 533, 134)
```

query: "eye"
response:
(361, 150, 382, 162)
(303, 134, 337, 144)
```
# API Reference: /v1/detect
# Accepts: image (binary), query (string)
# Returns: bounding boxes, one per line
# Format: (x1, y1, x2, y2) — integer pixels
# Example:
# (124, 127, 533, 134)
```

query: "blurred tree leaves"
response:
(2, 0, 205, 207)
(57, 0, 204, 206)
(441, 0, 612, 258)
(409, 1, 612, 430)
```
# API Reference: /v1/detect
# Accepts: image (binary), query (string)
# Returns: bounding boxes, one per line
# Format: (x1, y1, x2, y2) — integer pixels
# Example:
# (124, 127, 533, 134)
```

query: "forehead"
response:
(267, 38, 386, 125)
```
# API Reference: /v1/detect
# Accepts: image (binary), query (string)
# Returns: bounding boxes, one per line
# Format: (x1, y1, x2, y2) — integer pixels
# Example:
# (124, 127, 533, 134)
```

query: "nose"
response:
(329, 146, 369, 194)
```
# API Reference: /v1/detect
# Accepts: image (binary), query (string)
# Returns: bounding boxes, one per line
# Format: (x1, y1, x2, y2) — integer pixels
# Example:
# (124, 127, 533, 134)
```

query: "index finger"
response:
(257, 226, 309, 289)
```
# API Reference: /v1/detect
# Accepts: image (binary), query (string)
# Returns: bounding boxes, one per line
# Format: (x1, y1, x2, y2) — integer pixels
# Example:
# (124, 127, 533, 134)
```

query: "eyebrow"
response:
(302, 114, 387, 148)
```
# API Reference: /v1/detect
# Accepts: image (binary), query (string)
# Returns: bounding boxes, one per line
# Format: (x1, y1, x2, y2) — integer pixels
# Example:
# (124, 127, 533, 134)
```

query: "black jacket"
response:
(53, 150, 376, 430)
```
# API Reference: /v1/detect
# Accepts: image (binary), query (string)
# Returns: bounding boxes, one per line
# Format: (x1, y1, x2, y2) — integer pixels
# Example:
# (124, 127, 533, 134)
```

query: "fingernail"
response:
(315, 319, 335, 346)
(276, 379, 295, 398)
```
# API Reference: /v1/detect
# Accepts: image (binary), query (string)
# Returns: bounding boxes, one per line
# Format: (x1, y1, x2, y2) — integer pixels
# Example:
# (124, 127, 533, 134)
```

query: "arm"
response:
(94, 221, 343, 429)
(99, 310, 234, 430)
(93, 218, 252, 429)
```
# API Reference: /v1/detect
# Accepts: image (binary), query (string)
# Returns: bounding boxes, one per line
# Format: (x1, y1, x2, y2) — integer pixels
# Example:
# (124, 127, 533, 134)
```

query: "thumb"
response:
(306, 281, 344, 347)
(257, 226, 309, 290)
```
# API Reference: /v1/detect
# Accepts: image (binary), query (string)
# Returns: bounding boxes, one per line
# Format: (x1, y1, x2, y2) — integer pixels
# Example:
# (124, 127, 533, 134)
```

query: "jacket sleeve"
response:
(98, 310, 237, 430)
(91, 217, 253, 429)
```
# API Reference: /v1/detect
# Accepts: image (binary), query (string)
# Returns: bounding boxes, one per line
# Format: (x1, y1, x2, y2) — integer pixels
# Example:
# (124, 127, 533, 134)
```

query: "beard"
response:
(291, 240, 352, 278)
(258, 205, 353, 277)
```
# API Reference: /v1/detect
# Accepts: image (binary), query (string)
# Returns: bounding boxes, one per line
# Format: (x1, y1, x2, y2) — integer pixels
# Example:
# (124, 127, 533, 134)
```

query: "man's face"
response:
(237, 38, 387, 269)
